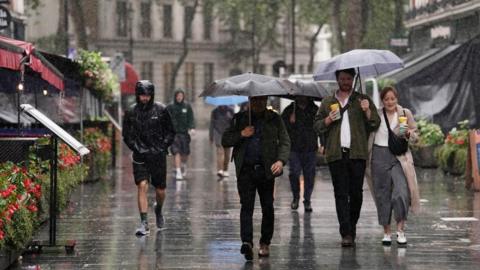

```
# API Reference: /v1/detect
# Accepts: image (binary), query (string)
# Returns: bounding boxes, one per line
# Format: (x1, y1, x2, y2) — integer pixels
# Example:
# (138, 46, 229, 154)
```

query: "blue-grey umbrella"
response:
(313, 49, 404, 81)
(204, 95, 248, 106)
(199, 72, 295, 97)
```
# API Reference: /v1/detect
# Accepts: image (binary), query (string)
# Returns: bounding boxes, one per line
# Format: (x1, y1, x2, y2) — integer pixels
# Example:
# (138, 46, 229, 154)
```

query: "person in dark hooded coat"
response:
(122, 80, 175, 235)
(166, 89, 196, 179)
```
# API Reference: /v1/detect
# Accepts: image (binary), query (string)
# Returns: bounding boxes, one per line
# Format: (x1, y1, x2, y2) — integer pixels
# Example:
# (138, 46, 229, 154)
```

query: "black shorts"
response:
(132, 152, 167, 189)
(170, 133, 191, 155)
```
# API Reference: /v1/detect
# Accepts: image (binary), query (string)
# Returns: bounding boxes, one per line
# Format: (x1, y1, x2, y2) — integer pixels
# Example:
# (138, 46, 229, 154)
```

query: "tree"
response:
(297, 0, 330, 72)
(212, 0, 287, 73)
(169, 0, 199, 92)
(330, 0, 344, 54)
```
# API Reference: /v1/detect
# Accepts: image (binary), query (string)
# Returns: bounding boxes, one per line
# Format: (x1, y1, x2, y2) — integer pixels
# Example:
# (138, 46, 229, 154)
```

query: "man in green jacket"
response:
(222, 96, 290, 260)
(314, 68, 380, 247)
(166, 89, 195, 180)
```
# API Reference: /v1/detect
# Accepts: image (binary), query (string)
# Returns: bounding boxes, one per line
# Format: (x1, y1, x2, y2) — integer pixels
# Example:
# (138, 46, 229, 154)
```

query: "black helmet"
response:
(135, 80, 155, 96)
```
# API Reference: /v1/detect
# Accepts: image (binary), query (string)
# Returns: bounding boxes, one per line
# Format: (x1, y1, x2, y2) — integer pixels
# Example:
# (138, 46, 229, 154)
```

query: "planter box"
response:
(412, 145, 439, 168)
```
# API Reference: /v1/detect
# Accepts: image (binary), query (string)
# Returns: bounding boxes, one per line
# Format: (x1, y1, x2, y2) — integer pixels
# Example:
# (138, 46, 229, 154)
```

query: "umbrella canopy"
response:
(287, 80, 330, 100)
(313, 49, 404, 81)
(204, 95, 248, 106)
(0, 35, 64, 91)
(199, 72, 296, 97)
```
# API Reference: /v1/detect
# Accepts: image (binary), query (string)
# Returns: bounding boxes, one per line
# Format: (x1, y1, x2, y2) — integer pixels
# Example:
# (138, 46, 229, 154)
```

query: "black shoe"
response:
(154, 203, 164, 229)
(304, 201, 313, 212)
(341, 235, 354, 247)
(291, 198, 299, 210)
(240, 242, 254, 261)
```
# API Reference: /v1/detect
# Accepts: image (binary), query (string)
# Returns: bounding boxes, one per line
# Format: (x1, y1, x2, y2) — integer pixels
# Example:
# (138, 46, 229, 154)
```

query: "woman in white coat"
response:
(366, 86, 421, 246)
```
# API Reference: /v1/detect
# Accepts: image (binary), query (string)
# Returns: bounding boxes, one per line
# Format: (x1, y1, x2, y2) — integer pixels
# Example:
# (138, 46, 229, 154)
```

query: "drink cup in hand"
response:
(398, 116, 407, 136)
(330, 103, 341, 121)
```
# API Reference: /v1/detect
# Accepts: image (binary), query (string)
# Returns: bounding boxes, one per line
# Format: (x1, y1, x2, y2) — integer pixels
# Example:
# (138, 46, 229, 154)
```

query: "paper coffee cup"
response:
(398, 116, 407, 124)
(330, 103, 339, 111)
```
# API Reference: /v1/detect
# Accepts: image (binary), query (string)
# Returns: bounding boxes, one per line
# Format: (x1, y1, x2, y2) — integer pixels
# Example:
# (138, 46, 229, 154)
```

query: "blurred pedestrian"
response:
(314, 68, 380, 247)
(222, 96, 290, 260)
(281, 96, 319, 212)
(122, 80, 175, 235)
(167, 89, 196, 180)
(209, 105, 235, 178)
(366, 86, 420, 246)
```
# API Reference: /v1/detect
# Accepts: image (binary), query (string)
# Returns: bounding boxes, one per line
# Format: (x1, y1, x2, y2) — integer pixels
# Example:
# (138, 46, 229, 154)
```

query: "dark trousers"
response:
(237, 164, 275, 245)
(328, 152, 366, 238)
(288, 151, 316, 202)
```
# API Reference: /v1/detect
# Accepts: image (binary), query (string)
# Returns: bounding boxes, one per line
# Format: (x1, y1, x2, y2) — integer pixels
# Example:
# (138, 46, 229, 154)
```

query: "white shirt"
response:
(374, 111, 398, 146)
(336, 91, 351, 148)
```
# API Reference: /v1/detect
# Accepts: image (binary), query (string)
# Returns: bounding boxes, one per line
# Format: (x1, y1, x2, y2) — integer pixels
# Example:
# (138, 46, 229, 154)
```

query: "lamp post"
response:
(128, 1, 134, 63)
(64, 0, 69, 57)
(291, 0, 296, 74)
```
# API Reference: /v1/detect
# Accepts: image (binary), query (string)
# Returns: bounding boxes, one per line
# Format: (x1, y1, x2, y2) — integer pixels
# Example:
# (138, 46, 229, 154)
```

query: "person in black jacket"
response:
(281, 96, 319, 212)
(122, 80, 175, 235)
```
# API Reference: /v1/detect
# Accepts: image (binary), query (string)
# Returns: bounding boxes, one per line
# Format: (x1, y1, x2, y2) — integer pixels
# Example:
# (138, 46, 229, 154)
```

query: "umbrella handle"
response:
(356, 67, 363, 94)
(248, 97, 251, 125)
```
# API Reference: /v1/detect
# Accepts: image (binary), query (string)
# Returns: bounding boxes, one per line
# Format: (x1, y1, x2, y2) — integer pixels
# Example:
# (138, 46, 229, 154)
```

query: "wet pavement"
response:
(12, 130, 480, 269)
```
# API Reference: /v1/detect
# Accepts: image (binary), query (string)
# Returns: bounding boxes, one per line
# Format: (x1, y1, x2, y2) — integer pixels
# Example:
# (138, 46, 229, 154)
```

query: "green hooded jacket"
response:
(166, 89, 195, 134)
(222, 109, 291, 179)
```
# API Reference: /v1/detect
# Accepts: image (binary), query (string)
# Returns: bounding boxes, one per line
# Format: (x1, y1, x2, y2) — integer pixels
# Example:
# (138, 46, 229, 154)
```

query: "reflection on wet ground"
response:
(12, 130, 480, 269)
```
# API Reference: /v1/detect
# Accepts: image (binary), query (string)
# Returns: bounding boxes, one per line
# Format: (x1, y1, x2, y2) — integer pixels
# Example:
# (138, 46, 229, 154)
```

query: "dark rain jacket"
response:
(281, 101, 319, 153)
(122, 102, 175, 155)
(166, 90, 195, 134)
(222, 109, 291, 179)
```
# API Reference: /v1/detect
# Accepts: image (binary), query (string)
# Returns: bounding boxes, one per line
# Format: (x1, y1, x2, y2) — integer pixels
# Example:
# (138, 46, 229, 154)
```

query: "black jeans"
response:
(328, 151, 366, 238)
(237, 164, 275, 246)
(288, 151, 316, 202)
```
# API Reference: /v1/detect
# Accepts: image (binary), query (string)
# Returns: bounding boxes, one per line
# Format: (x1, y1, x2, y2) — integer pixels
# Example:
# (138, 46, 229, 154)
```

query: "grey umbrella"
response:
(199, 72, 295, 97)
(313, 49, 404, 92)
(289, 80, 330, 100)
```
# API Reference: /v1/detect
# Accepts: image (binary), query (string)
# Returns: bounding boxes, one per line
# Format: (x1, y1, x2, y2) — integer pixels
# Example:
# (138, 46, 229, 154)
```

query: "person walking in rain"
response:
(209, 105, 235, 178)
(222, 96, 290, 260)
(314, 68, 380, 247)
(366, 86, 420, 246)
(122, 80, 175, 235)
(167, 89, 196, 180)
(281, 96, 319, 212)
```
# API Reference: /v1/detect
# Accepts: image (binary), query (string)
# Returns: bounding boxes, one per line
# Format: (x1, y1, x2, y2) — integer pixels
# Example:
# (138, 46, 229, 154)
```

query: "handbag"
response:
(383, 108, 408, 156)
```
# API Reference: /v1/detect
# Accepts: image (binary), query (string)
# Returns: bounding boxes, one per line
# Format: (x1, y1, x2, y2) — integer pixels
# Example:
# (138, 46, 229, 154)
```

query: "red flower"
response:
(27, 204, 38, 213)
(455, 139, 465, 145)
(0, 230, 4, 240)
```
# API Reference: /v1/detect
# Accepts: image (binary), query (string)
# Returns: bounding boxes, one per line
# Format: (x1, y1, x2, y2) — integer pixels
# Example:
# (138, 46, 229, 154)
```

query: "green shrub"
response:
(435, 120, 469, 175)
(414, 119, 444, 147)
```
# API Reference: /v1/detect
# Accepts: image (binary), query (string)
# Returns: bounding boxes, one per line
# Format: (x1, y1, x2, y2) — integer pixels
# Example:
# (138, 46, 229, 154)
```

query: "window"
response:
(163, 5, 172, 38)
(258, 64, 266, 75)
(140, 2, 151, 38)
(184, 6, 195, 39)
(116, 1, 128, 37)
(163, 62, 175, 101)
(203, 63, 214, 88)
(141, 61, 153, 81)
(203, 3, 213, 40)
(185, 62, 196, 101)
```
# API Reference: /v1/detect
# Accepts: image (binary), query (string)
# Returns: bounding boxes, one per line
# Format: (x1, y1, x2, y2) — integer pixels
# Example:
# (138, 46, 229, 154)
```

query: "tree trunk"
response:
(169, 0, 199, 92)
(345, 0, 364, 50)
(70, 0, 88, 49)
(308, 23, 323, 73)
(56, 0, 67, 54)
(330, 0, 343, 53)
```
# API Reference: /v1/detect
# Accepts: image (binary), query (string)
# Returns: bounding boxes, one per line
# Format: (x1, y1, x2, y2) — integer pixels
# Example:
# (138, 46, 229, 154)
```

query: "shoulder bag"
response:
(383, 108, 408, 156)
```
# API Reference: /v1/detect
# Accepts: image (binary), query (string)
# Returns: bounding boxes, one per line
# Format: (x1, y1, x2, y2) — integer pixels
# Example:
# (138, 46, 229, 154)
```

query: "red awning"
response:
(120, 62, 139, 95)
(0, 35, 64, 91)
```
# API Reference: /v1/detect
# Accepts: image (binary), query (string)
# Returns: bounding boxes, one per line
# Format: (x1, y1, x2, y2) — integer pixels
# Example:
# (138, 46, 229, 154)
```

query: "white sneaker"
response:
(382, 234, 392, 246)
(217, 170, 224, 177)
(396, 231, 407, 245)
(135, 221, 150, 236)
(175, 169, 183, 180)
(222, 171, 230, 177)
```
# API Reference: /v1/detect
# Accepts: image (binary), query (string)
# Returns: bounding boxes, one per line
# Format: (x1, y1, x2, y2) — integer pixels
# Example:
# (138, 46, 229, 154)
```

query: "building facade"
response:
(0, 0, 26, 40)
(405, 0, 480, 54)
(26, 0, 312, 126)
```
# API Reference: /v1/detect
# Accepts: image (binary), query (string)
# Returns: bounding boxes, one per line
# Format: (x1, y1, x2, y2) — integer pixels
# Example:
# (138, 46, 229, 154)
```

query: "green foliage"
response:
(82, 127, 112, 180)
(377, 78, 397, 91)
(361, 0, 397, 49)
(436, 120, 469, 175)
(414, 119, 444, 147)
(1, 208, 36, 250)
(77, 50, 119, 103)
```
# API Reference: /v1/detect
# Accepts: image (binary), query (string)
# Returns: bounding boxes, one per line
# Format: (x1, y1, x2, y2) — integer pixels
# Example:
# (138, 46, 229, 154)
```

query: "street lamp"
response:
(128, 1, 134, 63)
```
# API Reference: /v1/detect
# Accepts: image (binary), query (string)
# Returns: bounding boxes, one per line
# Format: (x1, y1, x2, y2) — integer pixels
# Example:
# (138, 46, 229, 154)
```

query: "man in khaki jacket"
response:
(314, 68, 380, 247)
